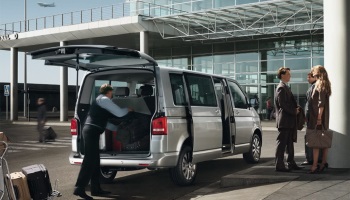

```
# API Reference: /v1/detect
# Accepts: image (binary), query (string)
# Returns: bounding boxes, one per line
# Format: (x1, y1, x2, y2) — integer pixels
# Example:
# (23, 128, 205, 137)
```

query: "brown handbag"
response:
(306, 125, 333, 148)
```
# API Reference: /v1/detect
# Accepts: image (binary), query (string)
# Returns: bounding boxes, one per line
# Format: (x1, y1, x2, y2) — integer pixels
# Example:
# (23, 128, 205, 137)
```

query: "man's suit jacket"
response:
(274, 82, 297, 129)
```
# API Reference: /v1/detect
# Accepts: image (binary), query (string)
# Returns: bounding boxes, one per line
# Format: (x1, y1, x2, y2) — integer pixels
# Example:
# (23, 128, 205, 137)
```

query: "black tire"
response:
(169, 146, 197, 186)
(99, 167, 117, 184)
(243, 133, 262, 164)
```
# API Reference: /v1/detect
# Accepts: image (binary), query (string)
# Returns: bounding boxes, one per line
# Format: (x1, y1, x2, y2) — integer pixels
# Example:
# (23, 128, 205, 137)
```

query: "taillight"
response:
(71, 118, 77, 135)
(152, 116, 168, 135)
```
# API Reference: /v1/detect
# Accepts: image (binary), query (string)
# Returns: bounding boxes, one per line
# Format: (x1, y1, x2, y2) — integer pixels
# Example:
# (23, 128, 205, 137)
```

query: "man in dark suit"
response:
(274, 67, 303, 172)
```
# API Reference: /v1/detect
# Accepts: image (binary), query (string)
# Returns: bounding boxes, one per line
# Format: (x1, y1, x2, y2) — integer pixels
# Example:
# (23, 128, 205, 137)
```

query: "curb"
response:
(10, 121, 70, 127)
(220, 174, 299, 188)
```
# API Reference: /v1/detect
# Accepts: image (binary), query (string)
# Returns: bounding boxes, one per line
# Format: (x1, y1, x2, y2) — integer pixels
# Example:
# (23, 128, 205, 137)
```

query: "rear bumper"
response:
(69, 151, 179, 169)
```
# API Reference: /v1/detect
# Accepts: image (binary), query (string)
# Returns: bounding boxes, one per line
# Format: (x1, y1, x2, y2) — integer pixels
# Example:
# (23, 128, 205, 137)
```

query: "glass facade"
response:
(152, 34, 324, 115)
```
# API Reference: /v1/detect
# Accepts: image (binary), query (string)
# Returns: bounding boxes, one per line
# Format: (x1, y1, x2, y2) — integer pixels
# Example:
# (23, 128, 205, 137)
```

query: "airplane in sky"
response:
(37, 2, 55, 7)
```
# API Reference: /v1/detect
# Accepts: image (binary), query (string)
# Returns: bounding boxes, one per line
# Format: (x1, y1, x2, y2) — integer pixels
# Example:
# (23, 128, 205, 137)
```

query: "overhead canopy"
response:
(147, 0, 323, 41)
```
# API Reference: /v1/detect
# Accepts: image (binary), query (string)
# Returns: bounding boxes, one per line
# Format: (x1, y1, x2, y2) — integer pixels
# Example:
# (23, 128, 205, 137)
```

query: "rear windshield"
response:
(80, 69, 155, 107)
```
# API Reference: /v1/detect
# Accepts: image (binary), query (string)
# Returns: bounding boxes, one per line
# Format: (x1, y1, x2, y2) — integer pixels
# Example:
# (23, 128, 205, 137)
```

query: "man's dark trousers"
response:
(276, 128, 294, 168)
(75, 125, 103, 190)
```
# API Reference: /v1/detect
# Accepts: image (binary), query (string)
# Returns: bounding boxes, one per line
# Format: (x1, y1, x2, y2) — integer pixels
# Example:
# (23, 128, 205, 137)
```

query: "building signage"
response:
(4, 85, 10, 96)
(0, 33, 18, 41)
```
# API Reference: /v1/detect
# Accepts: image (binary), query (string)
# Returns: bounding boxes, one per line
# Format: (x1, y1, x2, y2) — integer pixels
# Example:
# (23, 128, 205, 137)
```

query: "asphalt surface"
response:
(1, 119, 349, 200)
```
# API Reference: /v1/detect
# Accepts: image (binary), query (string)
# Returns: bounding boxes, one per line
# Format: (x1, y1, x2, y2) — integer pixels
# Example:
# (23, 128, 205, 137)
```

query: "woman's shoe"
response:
(319, 163, 329, 172)
(307, 165, 319, 174)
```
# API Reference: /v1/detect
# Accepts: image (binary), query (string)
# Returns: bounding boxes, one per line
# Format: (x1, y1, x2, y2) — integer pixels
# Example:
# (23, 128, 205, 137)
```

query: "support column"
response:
(60, 41, 68, 121)
(10, 47, 18, 121)
(325, 0, 350, 168)
(24, 53, 27, 117)
(140, 31, 149, 54)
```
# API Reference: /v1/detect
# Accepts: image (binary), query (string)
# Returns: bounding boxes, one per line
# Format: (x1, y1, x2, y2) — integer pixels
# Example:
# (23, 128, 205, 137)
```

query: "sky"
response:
(0, 0, 125, 85)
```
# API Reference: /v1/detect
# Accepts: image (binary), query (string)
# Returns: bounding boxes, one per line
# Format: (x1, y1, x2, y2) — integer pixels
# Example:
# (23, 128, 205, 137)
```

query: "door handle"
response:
(215, 109, 221, 115)
(235, 110, 240, 115)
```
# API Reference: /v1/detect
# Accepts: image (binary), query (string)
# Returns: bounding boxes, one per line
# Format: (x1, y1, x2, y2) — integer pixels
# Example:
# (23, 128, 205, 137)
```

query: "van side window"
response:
(186, 74, 217, 107)
(228, 81, 248, 109)
(169, 74, 187, 106)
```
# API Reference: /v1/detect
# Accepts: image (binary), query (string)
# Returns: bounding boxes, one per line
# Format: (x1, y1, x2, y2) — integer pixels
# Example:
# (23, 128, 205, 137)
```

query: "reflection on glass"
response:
(285, 59, 311, 71)
(289, 70, 309, 83)
(214, 0, 235, 8)
(261, 60, 284, 72)
(260, 39, 285, 50)
(236, 62, 258, 73)
(173, 58, 189, 69)
(192, 0, 212, 11)
(264, 72, 280, 84)
(285, 37, 312, 48)
(312, 46, 324, 57)
(157, 59, 172, 67)
(261, 49, 284, 60)
(193, 65, 213, 73)
(236, 52, 259, 62)
(290, 83, 309, 108)
(312, 57, 324, 67)
(284, 47, 311, 58)
(213, 54, 234, 63)
(236, 0, 259, 5)
(213, 63, 234, 76)
(236, 73, 258, 85)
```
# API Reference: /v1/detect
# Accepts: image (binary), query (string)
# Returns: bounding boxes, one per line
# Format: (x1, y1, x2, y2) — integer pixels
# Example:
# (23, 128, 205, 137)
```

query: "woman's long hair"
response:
(313, 65, 332, 96)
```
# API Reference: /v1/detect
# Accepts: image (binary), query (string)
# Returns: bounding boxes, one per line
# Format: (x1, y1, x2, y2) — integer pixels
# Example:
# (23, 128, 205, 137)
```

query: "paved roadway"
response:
(0, 122, 306, 200)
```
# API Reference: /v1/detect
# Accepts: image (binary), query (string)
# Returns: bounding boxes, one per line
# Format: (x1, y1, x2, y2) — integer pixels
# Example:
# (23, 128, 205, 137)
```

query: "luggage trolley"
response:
(0, 141, 62, 200)
(0, 141, 16, 200)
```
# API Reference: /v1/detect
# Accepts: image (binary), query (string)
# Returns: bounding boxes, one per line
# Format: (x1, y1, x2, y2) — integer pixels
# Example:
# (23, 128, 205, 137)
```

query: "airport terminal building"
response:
(0, 0, 323, 120)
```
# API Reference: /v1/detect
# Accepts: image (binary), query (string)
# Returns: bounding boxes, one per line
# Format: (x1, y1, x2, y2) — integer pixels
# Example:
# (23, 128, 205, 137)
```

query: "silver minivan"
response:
(30, 45, 262, 186)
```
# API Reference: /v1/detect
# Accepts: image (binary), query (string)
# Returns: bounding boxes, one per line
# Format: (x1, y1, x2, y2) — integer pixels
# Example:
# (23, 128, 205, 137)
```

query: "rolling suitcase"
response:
(5, 172, 31, 200)
(43, 126, 57, 141)
(22, 164, 52, 200)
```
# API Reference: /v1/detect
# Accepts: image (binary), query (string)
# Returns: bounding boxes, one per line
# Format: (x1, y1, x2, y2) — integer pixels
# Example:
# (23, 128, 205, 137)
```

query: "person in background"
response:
(266, 97, 273, 120)
(302, 70, 321, 165)
(37, 98, 47, 143)
(74, 84, 133, 200)
(274, 67, 303, 172)
(308, 65, 332, 173)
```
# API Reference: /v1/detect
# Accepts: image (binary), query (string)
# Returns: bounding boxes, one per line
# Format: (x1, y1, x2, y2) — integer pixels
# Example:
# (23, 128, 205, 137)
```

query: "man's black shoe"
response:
(301, 161, 313, 166)
(275, 168, 291, 172)
(288, 163, 304, 170)
(91, 189, 111, 196)
(73, 187, 94, 200)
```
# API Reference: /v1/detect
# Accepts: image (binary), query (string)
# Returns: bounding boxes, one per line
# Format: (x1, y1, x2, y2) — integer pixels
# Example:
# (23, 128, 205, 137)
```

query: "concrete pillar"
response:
(60, 41, 68, 121)
(10, 47, 18, 121)
(24, 53, 28, 117)
(325, 0, 350, 168)
(140, 31, 149, 54)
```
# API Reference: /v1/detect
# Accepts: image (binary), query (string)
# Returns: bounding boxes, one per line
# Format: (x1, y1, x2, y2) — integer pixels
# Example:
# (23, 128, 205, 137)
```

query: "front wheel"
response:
(99, 167, 117, 184)
(243, 133, 262, 164)
(169, 146, 197, 186)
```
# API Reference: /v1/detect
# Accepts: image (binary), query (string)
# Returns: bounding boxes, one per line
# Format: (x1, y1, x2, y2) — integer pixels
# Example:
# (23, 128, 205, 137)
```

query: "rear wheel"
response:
(169, 146, 197, 186)
(243, 133, 261, 164)
(99, 167, 117, 184)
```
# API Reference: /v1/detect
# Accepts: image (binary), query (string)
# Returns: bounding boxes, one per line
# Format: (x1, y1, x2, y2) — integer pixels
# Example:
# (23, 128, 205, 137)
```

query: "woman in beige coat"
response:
(308, 65, 332, 173)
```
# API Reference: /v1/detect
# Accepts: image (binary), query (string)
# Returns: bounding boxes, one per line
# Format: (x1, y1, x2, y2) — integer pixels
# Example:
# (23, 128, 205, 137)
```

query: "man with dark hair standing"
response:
(274, 67, 303, 172)
(74, 84, 132, 200)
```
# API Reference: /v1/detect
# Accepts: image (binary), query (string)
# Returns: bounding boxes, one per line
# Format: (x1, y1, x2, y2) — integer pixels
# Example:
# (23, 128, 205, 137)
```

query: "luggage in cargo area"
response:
(106, 112, 151, 152)
(5, 172, 31, 200)
(21, 164, 52, 200)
